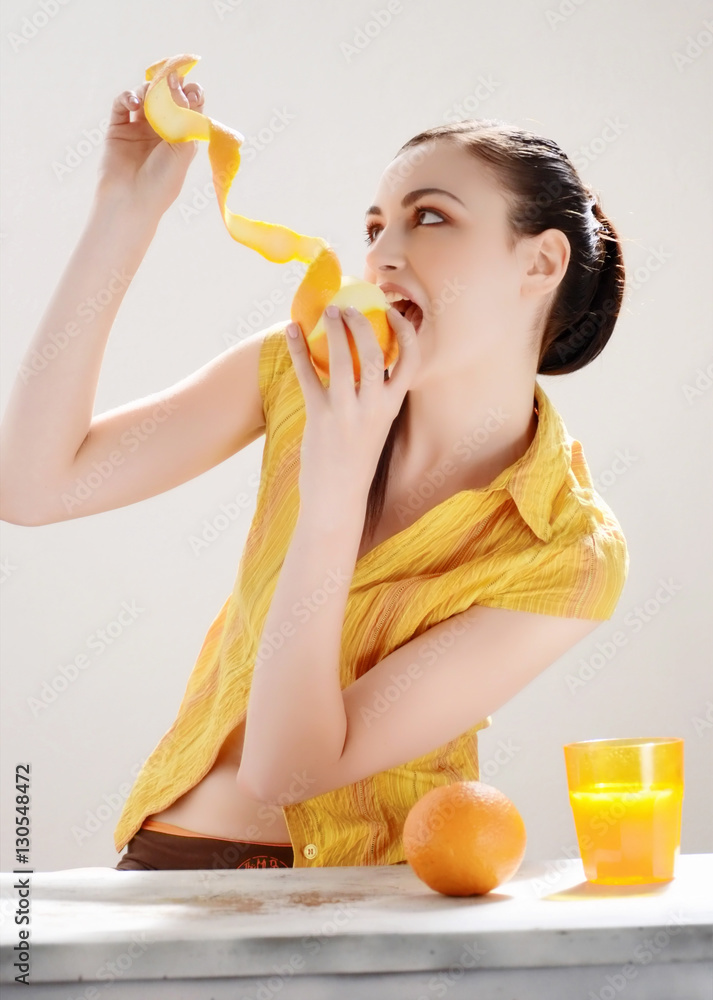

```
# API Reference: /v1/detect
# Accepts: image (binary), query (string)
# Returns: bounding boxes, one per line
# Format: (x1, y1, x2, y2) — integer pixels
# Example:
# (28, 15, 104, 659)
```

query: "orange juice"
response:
(568, 782, 684, 884)
(563, 738, 684, 885)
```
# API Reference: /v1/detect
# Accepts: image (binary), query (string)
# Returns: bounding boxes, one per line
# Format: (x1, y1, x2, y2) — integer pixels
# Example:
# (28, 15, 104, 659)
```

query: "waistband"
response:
(118, 824, 295, 870)
(142, 818, 292, 846)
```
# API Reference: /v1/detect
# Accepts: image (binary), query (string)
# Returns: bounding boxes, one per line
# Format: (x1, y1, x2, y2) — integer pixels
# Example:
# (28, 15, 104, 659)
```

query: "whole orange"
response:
(402, 781, 527, 896)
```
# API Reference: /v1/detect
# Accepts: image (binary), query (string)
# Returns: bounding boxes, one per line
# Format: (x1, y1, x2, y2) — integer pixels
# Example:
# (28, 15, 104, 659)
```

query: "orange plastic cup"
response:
(563, 737, 684, 885)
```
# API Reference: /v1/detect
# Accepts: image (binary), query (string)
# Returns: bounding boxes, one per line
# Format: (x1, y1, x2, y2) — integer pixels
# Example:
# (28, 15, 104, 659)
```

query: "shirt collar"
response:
(482, 381, 571, 544)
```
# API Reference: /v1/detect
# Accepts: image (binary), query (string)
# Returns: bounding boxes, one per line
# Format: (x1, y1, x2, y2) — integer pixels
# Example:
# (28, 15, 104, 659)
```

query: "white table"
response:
(1, 853, 711, 999)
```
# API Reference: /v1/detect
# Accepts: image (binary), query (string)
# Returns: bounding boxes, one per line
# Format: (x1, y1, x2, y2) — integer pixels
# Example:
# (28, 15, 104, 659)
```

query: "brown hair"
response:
(362, 118, 626, 544)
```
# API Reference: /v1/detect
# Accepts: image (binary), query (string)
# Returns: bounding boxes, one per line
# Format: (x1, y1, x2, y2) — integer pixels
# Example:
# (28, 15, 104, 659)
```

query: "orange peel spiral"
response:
(143, 53, 399, 382)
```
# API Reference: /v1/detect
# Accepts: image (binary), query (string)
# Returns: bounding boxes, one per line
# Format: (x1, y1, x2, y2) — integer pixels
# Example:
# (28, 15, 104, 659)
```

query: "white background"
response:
(0, 0, 711, 872)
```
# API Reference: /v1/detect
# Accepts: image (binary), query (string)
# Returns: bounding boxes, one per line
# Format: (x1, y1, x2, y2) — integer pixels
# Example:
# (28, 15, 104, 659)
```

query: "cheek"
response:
(466, 256, 519, 310)
(429, 276, 499, 326)
(427, 243, 507, 309)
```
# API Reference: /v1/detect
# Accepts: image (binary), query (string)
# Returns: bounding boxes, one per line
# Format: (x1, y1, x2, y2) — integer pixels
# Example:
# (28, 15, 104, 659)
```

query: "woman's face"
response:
(362, 140, 542, 375)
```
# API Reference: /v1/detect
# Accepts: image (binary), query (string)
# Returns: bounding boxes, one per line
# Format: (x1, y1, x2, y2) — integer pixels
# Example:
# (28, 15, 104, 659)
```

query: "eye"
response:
(364, 206, 446, 246)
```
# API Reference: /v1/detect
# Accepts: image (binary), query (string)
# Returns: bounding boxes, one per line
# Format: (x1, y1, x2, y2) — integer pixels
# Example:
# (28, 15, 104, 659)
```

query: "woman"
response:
(0, 74, 629, 872)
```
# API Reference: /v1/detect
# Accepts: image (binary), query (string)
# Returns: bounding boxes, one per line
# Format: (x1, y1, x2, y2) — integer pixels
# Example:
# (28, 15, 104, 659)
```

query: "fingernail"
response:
(325, 305, 340, 318)
(169, 72, 177, 87)
(344, 305, 357, 316)
(287, 322, 300, 338)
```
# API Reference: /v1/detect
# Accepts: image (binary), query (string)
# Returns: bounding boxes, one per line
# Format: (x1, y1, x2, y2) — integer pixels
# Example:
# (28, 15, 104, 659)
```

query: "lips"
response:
(378, 283, 424, 331)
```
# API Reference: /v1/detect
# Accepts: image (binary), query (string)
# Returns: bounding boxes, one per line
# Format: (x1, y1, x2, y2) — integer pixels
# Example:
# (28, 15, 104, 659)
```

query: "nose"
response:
(362, 226, 407, 282)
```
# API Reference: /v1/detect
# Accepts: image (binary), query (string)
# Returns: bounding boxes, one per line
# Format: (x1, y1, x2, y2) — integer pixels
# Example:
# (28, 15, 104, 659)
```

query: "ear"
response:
(520, 228, 571, 301)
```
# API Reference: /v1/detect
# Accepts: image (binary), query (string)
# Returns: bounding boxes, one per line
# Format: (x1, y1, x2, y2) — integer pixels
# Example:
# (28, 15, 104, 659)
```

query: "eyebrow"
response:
(365, 187, 467, 218)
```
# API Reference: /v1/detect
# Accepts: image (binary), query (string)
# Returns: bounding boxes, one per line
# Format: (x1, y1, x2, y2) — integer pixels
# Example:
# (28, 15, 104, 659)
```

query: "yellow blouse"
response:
(114, 322, 629, 866)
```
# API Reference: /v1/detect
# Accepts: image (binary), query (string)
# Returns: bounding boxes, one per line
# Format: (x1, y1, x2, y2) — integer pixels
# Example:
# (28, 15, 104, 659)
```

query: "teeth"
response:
(382, 289, 413, 305)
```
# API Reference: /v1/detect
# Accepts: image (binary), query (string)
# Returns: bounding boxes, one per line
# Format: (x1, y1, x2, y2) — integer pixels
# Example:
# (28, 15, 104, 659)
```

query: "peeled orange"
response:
(402, 781, 527, 896)
(142, 52, 398, 382)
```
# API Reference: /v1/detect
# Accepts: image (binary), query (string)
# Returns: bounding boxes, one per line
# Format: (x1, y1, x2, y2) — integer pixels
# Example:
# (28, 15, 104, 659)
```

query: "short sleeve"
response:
(476, 528, 630, 621)
(258, 322, 293, 422)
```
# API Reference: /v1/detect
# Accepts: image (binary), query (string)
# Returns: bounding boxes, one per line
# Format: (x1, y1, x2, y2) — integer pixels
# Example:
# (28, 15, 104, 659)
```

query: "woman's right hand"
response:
(95, 71, 205, 218)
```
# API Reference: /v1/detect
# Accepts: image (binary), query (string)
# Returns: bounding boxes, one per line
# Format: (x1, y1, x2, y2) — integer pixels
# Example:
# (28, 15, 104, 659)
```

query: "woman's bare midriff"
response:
(146, 717, 292, 845)
(144, 501, 404, 846)
(145, 481, 418, 846)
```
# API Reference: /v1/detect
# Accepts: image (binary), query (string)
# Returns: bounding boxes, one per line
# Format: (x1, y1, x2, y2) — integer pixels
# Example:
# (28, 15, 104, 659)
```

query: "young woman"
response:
(0, 74, 629, 872)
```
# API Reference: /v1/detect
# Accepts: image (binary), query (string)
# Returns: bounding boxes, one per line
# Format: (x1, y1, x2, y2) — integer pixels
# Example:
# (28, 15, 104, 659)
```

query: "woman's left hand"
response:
(286, 303, 422, 508)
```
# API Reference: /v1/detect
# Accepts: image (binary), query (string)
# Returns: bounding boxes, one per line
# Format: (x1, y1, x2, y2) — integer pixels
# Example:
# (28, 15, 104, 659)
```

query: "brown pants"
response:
(115, 826, 294, 870)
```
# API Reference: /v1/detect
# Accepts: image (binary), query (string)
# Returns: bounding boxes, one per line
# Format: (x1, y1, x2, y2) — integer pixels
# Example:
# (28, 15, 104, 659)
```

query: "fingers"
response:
(381, 306, 420, 393)
(167, 71, 190, 109)
(285, 321, 322, 401)
(168, 71, 205, 111)
(109, 81, 149, 126)
(128, 81, 150, 122)
(286, 307, 417, 412)
(110, 89, 140, 127)
(323, 305, 355, 392)
(110, 75, 204, 130)
(341, 307, 385, 399)
(184, 82, 205, 108)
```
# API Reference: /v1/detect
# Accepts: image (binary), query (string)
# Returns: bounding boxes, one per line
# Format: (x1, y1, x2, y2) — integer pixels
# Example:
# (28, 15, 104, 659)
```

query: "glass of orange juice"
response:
(563, 737, 684, 885)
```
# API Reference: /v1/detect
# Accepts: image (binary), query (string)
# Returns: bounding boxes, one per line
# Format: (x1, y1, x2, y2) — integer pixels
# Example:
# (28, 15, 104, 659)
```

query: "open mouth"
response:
(392, 298, 424, 332)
